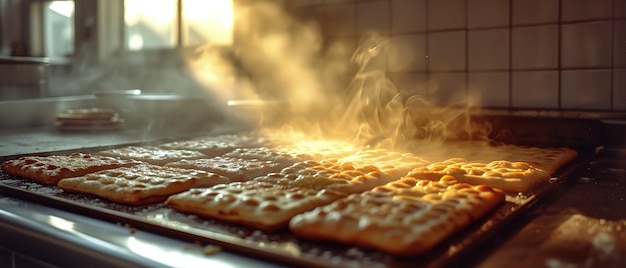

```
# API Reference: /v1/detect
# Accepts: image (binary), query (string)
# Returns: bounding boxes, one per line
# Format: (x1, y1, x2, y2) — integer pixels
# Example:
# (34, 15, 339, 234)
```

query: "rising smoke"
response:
(192, 0, 492, 150)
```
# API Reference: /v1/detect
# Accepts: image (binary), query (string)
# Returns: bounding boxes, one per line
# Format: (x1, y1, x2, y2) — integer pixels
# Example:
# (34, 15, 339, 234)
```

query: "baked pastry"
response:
(289, 175, 505, 256)
(407, 158, 551, 192)
(57, 164, 231, 205)
(165, 181, 347, 231)
(98, 146, 207, 166)
(253, 160, 392, 194)
(1, 153, 142, 185)
(165, 156, 285, 182)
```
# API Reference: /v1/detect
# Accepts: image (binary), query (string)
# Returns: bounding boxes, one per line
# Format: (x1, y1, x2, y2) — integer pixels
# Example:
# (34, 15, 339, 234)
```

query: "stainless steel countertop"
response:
(1, 127, 624, 268)
(0, 193, 282, 268)
(0, 126, 239, 157)
(0, 127, 283, 268)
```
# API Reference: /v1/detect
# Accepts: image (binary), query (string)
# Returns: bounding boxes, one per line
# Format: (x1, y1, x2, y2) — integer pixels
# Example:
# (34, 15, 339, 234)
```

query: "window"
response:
(124, 0, 234, 51)
(45, 1, 75, 57)
(30, 0, 75, 58)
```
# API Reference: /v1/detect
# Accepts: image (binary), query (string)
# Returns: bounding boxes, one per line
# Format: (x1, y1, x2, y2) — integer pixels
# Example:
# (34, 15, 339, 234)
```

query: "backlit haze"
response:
(188, 0, 492, 154)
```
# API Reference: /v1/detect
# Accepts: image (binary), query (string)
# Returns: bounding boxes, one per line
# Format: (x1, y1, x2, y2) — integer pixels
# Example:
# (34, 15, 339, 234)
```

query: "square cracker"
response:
(331, 149, 430, 180)
(165, 156, 285, 182)
(418, 142, 578, 175)
(289, 175, 504, 256)
(222, 147, 313, 166)
(491, 145, 578, 174)
(1, 153, 142, 185)
(98, 146, 207, 165)
(252, 160, 393, 194)
(165, 181, 347, 232)
(157, 133, 276, 157)
(272, 139, 359, 161)
(406, 158, 551, 192)
(57, 164, 230, 205)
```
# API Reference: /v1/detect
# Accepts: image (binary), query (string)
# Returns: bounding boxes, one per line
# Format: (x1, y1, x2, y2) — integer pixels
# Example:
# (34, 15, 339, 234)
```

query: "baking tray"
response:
(0, 141, 595, 268)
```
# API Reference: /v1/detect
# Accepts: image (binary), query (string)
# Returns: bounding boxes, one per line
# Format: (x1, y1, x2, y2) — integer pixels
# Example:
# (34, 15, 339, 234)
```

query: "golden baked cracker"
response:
(407, 158, 551, 192)
(57, 164, 230, 205)
(376, 175, 505, 220)
(98, 146, 207, 166)
(417, 142, 578, 175)
(252, 160, 393, 194)
(332, 149, 430, 180)
(493, 145, 578, 174)
(222, 147, 313, 166)
(289, 176, 504, 256)
(165, 156, 285, 182)
(165, 181, 347, 232)
(1, 153, 142, 185)
(272, 139, 359, 161)
(158, 133, 276, 157)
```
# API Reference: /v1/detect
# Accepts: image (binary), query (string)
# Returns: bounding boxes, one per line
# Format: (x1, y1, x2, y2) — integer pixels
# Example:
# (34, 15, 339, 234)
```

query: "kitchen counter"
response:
(0, 193, 282, 268)
(0, 127, 281, 268)
(472, 149, 626, 268)
(0, 125, 240, 157)
(0, 126, 624, 268)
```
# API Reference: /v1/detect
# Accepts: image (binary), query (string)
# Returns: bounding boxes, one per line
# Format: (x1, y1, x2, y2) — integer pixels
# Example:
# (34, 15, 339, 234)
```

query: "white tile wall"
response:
(616, 0, 626, 18)
(387, 72, 428, 95)
(561, 70, 612, 109)
(324, 4, 356, 37)
(512, 0, 559, 25)
(427, 31, 466, 71)
(325, 0, 354, 3)
(468, 71, 510, 107)
(511, 71, 559, 108)
(512, 25, 559, 69)
(561, 21, 612, 68)
(291, 0, 626, 112)
(615, 20, 626, 67)
(391, 0, 426, 33)
(614, 69, 626, 110)
(388, 34, 426, 72)
(295, 0, 325, 6)
(467, 0, 509, 29)
(429, 72, 467, 105)
(427, 0, 466, 30)
(468, 29, 509, 70)
(561, 0, 612, 22)
(357, 1, 390, 35)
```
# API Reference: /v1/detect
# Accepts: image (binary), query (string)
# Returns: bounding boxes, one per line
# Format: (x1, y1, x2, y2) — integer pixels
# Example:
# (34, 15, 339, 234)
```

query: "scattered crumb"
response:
(123, 223, 136, 234)
(202, 244, 222, 255)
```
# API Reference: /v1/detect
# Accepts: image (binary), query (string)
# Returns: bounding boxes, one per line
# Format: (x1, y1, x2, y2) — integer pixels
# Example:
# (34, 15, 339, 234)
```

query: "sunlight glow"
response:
(128, 34, 144, 50)
(48, 1, 74, 17)
(184, 0, 234, 45)
(126, 237, 234, 268)
(124, 0, 176, 49)
(125, 0, 176, 26)
(123, 0, 233, 49)
(48, 215, 75, 232)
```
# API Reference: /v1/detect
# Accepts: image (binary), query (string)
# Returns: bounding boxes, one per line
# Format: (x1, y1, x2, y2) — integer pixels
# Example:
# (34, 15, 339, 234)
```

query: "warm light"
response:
(184, 0, 234, 45)
(128, 34, 144, 50)
(48, 1, 74, 18)
(125, 0, 176, 26)
(48, 215, 75, 232)
(126, 237, 234, 268)
(124, 0, 176, 49)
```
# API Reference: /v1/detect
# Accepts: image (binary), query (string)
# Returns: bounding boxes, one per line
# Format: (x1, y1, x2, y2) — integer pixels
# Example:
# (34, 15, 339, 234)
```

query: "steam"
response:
(190, 1, 492, 149)
(335, 32, 411, 147)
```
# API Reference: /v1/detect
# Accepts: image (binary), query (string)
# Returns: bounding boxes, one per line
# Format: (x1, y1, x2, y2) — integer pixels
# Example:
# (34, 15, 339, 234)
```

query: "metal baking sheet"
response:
(0, 143, 594, 268)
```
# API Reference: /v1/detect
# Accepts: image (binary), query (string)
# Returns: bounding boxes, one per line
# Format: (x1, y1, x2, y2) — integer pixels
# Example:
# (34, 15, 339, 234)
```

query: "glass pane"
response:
(44, 1, 74, 57)
(183, 0, 234, 46)
(124, 0, 177, 50)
